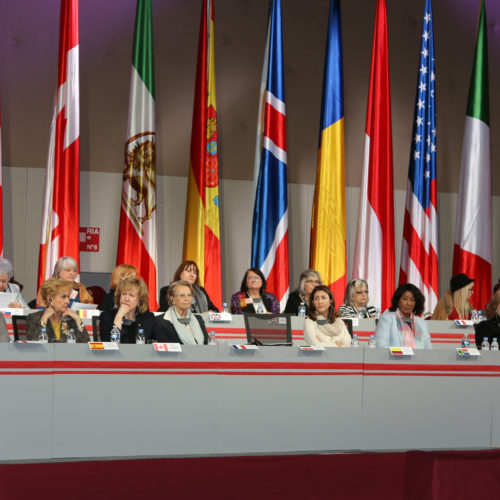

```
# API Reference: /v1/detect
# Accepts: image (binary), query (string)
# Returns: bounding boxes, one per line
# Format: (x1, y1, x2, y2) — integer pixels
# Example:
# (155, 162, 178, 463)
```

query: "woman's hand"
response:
(114, 304, 133, 330)
(8, 301, 23, 308)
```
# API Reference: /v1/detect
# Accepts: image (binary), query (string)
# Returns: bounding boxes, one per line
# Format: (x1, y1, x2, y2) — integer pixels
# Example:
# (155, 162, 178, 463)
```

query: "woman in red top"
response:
(432, 273, 474, 320)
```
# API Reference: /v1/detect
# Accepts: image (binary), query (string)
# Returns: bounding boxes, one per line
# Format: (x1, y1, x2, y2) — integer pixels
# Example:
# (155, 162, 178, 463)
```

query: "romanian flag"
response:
(38, 0, 80, 287)
(183, 0, 222, 310)
(310, 0, 346, 305)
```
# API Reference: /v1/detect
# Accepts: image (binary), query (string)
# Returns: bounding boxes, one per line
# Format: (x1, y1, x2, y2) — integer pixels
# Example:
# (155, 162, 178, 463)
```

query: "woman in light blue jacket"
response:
(375, 283, 432, 349)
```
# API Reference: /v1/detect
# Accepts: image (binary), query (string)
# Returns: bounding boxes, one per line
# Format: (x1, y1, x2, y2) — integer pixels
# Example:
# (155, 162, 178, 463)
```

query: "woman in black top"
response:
(100, 277, 154, 343)
(475, 290, 500, 348)
(284, 269, 322, 315)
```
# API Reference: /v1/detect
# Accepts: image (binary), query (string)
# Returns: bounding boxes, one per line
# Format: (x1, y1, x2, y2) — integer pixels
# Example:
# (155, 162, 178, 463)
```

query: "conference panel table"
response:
(0, 341, 498, 462)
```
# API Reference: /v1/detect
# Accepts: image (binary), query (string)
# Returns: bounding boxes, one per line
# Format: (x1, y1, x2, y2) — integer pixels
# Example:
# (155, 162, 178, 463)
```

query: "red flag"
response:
(38, 0, 80, 287)
(352, 0, 395, 311)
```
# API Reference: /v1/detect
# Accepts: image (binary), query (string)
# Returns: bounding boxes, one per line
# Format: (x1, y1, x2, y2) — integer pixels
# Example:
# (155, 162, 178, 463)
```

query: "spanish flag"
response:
(310, 0, 346, 305)
(183, 0, 222, 310)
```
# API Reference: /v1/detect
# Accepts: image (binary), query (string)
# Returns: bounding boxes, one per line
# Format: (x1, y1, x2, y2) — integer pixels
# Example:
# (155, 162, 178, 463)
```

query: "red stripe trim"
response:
(364, 363, 498, 373)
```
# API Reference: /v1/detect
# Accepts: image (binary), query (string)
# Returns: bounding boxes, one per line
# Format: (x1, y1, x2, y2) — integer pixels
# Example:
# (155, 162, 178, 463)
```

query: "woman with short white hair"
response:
(36, 256, 93, 308)
(338, 279, 378, 318)
(284, 269, 322, 315)
(0, 258, 28, 308)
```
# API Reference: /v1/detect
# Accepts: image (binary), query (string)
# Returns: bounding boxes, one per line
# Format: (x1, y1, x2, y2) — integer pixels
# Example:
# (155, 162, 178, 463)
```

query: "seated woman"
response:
(153, 280, 208, 344)
(100, 277, 154, 343)
(0, 258, 28, 308)
(338, 279, 377, 318)
(158, 261, 218, 313)
(36, 256, 93, 308)
(303, 285, 351, 347)
(474, 291, 500, 348)
(26, 279, 90, 343)
(375, 283, 432, 349)
(99, 264, 137, 311)
(231, 267, 279, 314)
(283, 269, 321, 315)
(432, 273, 474, 320)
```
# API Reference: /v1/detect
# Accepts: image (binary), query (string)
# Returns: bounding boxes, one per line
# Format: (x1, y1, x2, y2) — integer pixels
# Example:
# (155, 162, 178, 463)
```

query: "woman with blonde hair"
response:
(99, 264, 137, 311)
(338, 279, 378, 318)
(99, 277, 154, 343)
(432, 273, 474, 320)
(27, 279, 90, 343)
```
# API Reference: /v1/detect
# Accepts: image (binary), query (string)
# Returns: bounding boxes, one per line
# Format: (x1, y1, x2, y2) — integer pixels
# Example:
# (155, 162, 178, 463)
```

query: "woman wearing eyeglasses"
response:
(338, 279, 378, 318)
(152, 280, 209, 344)
(432, 273, 474, 320)
(230, 267, 280, 314)
(284, 269, 322, 315)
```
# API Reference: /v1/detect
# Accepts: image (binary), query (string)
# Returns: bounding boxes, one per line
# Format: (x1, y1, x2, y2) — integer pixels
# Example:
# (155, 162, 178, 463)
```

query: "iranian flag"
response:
(116, 0, 158, 311)
(453, 0, 491, 310)
(37, 0, 80, 287)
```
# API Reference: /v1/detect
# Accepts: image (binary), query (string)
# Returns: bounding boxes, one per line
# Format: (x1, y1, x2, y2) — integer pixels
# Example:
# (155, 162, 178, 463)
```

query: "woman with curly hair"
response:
(375, 283, 432, 349)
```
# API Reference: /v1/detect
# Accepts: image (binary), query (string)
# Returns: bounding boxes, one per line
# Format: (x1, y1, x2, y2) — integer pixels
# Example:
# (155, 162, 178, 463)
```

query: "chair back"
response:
(243, 313, 292, 346)
(92, 316, 100, 342)
(12, 315, 28, 341)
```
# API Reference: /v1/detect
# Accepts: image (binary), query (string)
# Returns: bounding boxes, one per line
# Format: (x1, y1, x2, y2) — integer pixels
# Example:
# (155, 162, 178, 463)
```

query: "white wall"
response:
(2, 166, 499, 306)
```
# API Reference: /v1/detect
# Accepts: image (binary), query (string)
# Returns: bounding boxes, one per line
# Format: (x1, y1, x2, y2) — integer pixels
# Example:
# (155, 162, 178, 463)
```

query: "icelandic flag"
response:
(399, 0, 439, 314)
(251, 0, 289, 311)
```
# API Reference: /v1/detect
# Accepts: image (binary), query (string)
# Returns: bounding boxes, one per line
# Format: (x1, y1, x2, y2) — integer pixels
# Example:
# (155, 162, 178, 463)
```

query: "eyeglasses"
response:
(247, 276, 262, 282)
(305, 279, 321, 285)
(354, 290, 368, 294)
(174, 294, 193, 299)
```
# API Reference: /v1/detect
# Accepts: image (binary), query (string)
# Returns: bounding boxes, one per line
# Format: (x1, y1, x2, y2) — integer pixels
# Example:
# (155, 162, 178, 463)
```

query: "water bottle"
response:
(491, 338, 499, 351)
(461, 333, 471, 349)
(256, 302, 264, 314)
(67, 328, 77, 344)
(375, 308, 381, 319)
(471, 310, 478, 323)
(38, 327, 48, 343)
(208, 330, 217, 345)
(367, 334, 376, 348)
(222, 302, 229, 313)
(298, 302, 306, 318)
(357, 307, 364, 319)
(481, 337, 490, 351)
(110, 325, 120, 343)
(136, 328, 145, 345)
(351, 334, 360, 348)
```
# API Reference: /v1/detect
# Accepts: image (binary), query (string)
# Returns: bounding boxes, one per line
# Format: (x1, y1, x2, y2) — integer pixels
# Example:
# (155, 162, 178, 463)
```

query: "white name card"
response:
(299, 345, 325, 351)
(231, 344, 259, 350)
(208, 312, 232, 322)
(153, 343, 182, 352)
(389, 346, 414, 356)
(456, 347, 480, 356)
(88, 342, 119, 350)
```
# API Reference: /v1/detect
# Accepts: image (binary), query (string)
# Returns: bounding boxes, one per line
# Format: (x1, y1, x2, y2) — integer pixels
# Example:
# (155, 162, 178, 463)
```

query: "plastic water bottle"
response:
(67, 328, 77, 344)
(351, 334, 360, 348)
(481, 337, 490, 351)
(491, 338, 499, 351)
(357, 307, 364, 319)
(222, 302, 229, 313)
(471, 310, 479, 323)
(461, 333, 471, 349)
(367, 334, 376, 348)
(38, 327, 48, 343)
(256, 302, 264, 314)
(208, 330, 217, 345)
(110, 325, 120, 343)
(136, 328, 145, 345)
(298, 302, 306, 318)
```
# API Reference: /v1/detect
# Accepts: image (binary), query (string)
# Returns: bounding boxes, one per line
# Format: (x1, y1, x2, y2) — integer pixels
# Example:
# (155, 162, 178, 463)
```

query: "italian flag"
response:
(453, 0, 491, 309)
(116, 0, 158, 311)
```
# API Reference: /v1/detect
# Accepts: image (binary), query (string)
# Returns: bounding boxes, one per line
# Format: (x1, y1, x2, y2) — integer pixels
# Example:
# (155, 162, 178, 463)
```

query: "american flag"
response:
(399, 0, 438, 313)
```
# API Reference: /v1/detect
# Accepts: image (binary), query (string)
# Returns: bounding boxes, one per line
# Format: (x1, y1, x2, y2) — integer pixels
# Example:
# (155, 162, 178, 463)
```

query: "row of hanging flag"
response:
(0, 0, 492, 313)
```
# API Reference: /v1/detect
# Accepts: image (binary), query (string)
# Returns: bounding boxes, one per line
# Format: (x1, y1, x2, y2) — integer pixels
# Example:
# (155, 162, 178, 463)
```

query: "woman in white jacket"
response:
(303, 285, 351, 347)
(375, 283, 432, 349)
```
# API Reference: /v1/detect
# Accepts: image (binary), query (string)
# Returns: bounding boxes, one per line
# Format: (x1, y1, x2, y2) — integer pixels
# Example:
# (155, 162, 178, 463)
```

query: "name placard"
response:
(231, 344, 259, 350)
(88, 342, 119, 350)
(456, 347, 480, 356)
(153, 343, 182, 352)
(208, 312, 232, 322)
(389, 346, 414, 356)
(299, 345, 325, 351)
(455, 319, 473, 327)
